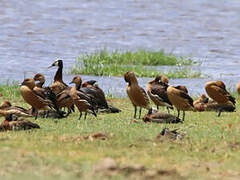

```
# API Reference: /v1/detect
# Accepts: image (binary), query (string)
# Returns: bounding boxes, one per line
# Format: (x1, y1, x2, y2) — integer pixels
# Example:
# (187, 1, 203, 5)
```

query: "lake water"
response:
(1, 0, 240, 97)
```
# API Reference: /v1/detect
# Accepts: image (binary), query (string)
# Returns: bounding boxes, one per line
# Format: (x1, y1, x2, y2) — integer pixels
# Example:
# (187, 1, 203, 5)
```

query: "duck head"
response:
(155, 75, 169, 84)
(5, 114, 18, 122)
(49, 59, 63, 68)
(21, 78, 36, 89)
(33, 73, 45, 84)
(70, 76, 82, 89)
(124, 71, 138, 85)
(0, 100, 12, 108)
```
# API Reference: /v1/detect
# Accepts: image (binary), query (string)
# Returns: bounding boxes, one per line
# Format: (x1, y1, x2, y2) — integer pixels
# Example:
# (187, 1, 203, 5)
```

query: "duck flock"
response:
(0, 59, 238, 131)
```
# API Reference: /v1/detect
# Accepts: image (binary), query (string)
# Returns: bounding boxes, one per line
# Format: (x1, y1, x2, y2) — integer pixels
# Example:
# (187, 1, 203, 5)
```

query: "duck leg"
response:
(157, 105, 159, 110)
(84, 112, 87, 120)
(78, 112, 82, 120)
(177, 110, 180, 118)
(218, 108, 222, 117)
(35, 111, 38, 120)
(134, 106, 137, 119)
(182, 111, 185, 121)
(139, 108, 142, 119)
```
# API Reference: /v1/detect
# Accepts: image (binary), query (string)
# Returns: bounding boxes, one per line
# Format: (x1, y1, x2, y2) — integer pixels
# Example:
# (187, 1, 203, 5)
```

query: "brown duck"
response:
(20, 78, 54, 119)
(147, 75, 173, 112)
(82, 80, 121, 113)
(0, 100, 32, 117)
(167, 85, 194, 121)
(81, 80, 108, 110)
(69, 76, 97, 120)
(34, 73, 65, 118)
(194, 94, 235, 115)
(143, 108, 182, 123)
(124, 71, 151, 119)
(49, 59, 68, 95)
(0, 114, 40, 131)
(205, 81, 235, 116)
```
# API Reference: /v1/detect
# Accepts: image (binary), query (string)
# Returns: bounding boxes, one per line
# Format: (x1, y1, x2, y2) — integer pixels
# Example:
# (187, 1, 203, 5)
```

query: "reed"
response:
(69, 49, 200, 78)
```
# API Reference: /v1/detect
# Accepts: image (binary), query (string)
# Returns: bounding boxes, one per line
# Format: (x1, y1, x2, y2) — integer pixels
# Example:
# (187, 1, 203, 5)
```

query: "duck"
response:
(167, 85, 194, 121)
(0, 114, 40, 131)
(69, 76, 97, 120)
(34, 73, 66, 118)
(147, 75, 173, 113)
(124, 71, 151, 119)
(205, 81, 235, 116)
(49, 59, 68, 95)
(82, 80, 121, 113)
(20, 78, 55, 119)
(193, 94, 209, 112)
(143, 108, 182, 123)
(194, 94, 235, 115)
(0, 100, 32, 117)
(81, 80, 109, 110)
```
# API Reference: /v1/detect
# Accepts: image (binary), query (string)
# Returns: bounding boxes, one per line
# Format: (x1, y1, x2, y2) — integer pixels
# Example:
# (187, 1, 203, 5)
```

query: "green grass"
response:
(0, 85, 240, 179)
(69, 49, 201, 78)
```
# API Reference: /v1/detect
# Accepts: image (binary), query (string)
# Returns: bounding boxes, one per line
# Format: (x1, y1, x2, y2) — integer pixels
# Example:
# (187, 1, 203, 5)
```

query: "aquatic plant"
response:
(69, 49, 201, 78)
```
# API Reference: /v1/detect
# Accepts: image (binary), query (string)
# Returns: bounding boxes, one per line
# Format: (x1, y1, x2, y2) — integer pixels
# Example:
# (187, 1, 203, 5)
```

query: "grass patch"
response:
(69, 49, 201, 78)
(0, 85, 239, 179)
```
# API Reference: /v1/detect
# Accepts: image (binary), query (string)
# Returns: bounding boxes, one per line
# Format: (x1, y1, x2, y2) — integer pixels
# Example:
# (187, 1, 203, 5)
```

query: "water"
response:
(1, 0, 240, 97)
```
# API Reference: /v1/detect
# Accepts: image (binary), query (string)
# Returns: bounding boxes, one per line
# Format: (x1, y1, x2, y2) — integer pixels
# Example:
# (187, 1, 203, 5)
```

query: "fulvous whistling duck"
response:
(143, 108, 182, 123)
(69, 76, 97, 120)
(147, 75, 173, 112)
(167, 85, 194, 121)
(0, 114, 40, 131)
(194, 94, 235, 114)
(236, 82, 240, 94)
(20, 78, 55, 119)
(34, 73, 65, 118)
(124, 71, 151, 119)
(81, 80, 109, 110)
(0, 100, 32, 117)
(82, 80, 121, 113)
(205, 81, 236, 116)
(49, 59, 68, 95)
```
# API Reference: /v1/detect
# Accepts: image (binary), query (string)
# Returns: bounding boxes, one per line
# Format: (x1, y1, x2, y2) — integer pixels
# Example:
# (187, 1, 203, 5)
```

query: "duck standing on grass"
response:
(20, 78, 56, 119)
(49, 59, 68, 95)
(167, 85, 194, 121)
(205, 81, 235, 116)
(147, 75, 173, 113)
(69, 76, 97, 120)
(0, 114, 40, 131)
(124, 71, 151, 119)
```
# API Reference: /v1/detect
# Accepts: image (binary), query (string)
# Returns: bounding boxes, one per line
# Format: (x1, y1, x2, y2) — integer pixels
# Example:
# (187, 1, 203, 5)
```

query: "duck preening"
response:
(0, 100, 32, 117)
(167, 85, 194, 121)
(82, 80, 121, 113)
(147, 75, 173, 113)
(194, 94, 235, 115)
(124, 71, 151, 119)
(205, 81, 236, 116)
(0, 114, 40, 131)
(69, 76, 97, 120)
(143, 108, 182, 123)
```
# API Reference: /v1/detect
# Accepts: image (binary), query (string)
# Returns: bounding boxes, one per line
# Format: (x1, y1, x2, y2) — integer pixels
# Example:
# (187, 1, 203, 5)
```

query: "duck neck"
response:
(54, 65, 63, 82)
(76, 83, 81, 91)
(130, 76, 138, 86)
